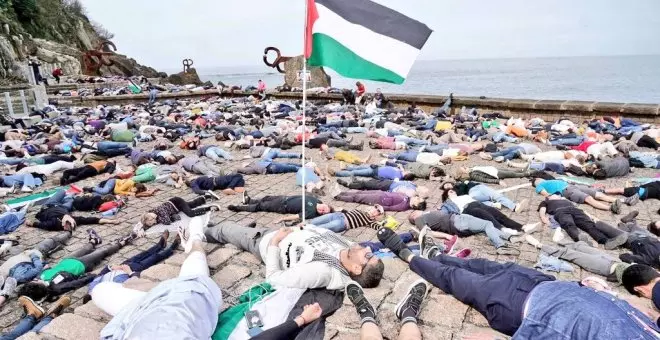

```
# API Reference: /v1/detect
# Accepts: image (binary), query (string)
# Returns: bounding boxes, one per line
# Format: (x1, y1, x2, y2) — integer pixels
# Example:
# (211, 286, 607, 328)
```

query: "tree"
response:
(12, 0, 38, 22)
(91, 20, 114, 40)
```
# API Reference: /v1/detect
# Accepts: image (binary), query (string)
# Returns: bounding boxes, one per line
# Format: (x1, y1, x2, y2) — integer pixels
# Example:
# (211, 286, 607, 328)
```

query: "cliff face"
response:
(0, 0, 161, 85)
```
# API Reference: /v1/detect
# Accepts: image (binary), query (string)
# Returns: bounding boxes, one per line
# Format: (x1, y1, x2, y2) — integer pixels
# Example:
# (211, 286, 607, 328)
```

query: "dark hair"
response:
(648, 221, 660, 237)
(592, 169, 607, 180)
(15, 163, 28, 171)
(413, 200, 427, 210)
(441, 189, 450, 202)
(101, 194, 115, 203)
(621, 264, 660, 296)
(16, 282, 48, 301)
(351, 259, 384, 288)
(135, 183, 147, 193)
(531, 178, 539, 187)
(402, 173, 415, 181)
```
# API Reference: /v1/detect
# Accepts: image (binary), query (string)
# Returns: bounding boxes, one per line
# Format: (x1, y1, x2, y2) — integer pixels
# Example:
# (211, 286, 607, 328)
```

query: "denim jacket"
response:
(515, 281, 660, 339)
(9, 254, 44, 283)
(438, 201, 460, 215)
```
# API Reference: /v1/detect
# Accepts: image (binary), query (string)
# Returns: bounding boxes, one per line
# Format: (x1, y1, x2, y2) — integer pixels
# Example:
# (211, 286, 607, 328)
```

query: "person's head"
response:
(453, 167, 470, 181)
(316, 203, 333, 215)
(134, 183, 147, 193)
(415, 186, 430, 199)
(442, 189, 457, 202)
(408, 210, 424, 224)
(592, 169, 607, 180)
(402, 172, 415, 181)
(141, 212, 158, 227)
(368, 140, 379, 149)
(319, 144, 329, 152)
(136, 156, 149, 166)
(621, 264, 660, 298)
(345, 245, 384, 288)
(648, 221, 660, 237)
(441, 182, 454, 191)
(101, 194, 115, 203)
(366, 205, 384, 219)
(431, 167, 445, 178)
(409, 196, 426, 210)
(532, 178, 544, 187)
(16, 282, 48, 301)
(355, 81, 361, 86)
(575, 154, 587, 164)
(164, 155, 177, 164)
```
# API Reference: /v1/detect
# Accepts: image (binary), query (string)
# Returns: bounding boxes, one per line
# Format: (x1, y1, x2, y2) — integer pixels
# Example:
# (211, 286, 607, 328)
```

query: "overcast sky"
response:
(81, 0, 660, 73)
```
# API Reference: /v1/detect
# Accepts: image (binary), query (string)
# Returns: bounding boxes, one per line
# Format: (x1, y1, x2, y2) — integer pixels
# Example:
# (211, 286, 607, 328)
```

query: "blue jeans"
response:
(346, 127, 367, 134)
(93, 179, 116, 195)
(389, 152, 418, 162)
(335, 165, 376, 177)
(420, 144, 448, 153)
(266, 163, 300, 174)
(263, 149, 300, 160)
(97, 141, 131, 153)
(491, 146, 523, 160)
(516, 281, 660, 339)
(205, 147, 234, 162)
(0, 315, 53, 340)
(308, 212, 346, 232)
(492, 132, 518, 143)
(469, 185, 516, 210)
(2, 174, 41, 189)
(418, 119, 437, 130)
(630, 151, 660, 169)
(0, 158, 37, 166)
(396, 136, 429, 146)
(43, 189, 74, 211)
(549, 137, 584, 146)
(361, 232, 414, 252)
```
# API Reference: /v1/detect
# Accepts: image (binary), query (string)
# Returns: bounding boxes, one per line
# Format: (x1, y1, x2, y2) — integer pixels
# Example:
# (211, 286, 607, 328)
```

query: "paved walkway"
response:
(1, 134, 657, 340)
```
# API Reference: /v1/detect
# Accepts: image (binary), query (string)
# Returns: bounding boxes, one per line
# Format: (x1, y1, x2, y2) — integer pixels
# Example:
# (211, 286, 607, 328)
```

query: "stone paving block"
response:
(16, 333, 42, 340)
(381, 258, 409, 282)
(207, 247, 240, 269)
(419, 295, 469, 328)
(233, 251, 262, 265)
(164, 252, 187, 266)
(141, 263, 181, 281)
(465, 307, 490, 327)
(41, 313, 105, 340)
(326, 305, 362, 330)
(74, 302, 112, 323)
(213, 264, 252, 289)
(419, 325, 455, 340)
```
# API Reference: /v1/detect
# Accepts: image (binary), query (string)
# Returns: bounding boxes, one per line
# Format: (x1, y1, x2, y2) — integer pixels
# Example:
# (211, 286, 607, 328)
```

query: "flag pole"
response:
(301, 0, 309, 224)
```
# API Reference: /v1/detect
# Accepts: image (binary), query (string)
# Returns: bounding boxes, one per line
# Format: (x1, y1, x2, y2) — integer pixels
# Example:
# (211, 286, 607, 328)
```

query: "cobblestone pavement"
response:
(1, 133, 658, 340)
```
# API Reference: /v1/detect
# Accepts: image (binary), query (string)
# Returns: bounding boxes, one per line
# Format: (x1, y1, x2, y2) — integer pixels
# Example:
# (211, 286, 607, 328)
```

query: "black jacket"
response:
(620, 237, 660, 269)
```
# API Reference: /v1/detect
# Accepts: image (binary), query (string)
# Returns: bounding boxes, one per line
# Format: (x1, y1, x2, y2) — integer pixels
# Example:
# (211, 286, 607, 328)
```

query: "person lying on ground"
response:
(140, 196, 218, 230)
(321, 145, 371, 165)
(60, 160, 116, 185)
(0, 173, 44, 193)
(229, 194, 332, 223)
(584, 156, 630, 179)
(303, 205, 384, 232)
(245, 145, 300, 160)
(197, 144, 234, 163)
(92, 220, 221, 339)
(628, 151, 660, 169)
(533, 178, 622, 213)
(333, 190, 426, 212)
(383, 150, 451, 166)
(186, 174, 245, 195)
(327, 164, 414, 180)
(621, 264, 660, 317)
(377, 228, 660, 339)
(605, 180, 660, 204)
(26, 192, 119, 232)
(525, 235, 629, 280)
(479, 143, 542, 162)
(16, 160, 75, 177)
(16, 233, 133, 301)
(297, 161, 326, 195)
(381, 161, 446, 180)
(0, 295, 71, 340)
(205, 223, 384, 289)
(439, 189, 539, 235)
(84, 177, 157, 197)
(537, 195, 629, 249)
(453, 165, 539, 185)
(236, 159, 301, 175)
(440, 180, 528, 212)
(177, 156, 224, 176)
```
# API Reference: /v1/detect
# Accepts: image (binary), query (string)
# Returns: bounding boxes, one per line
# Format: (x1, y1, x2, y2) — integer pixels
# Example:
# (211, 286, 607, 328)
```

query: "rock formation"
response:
(283, 55, 331, 88)
(166, 67, 203, 86)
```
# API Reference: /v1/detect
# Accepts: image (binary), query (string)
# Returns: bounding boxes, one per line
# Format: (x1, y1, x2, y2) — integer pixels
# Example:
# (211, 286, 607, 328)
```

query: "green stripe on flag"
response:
(308, 33, 405, 84)
(6, 186, 71, 208)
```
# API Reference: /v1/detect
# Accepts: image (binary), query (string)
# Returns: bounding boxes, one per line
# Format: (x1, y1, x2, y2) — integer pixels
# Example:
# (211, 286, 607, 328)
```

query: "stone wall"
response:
(51, 90, 660, 123)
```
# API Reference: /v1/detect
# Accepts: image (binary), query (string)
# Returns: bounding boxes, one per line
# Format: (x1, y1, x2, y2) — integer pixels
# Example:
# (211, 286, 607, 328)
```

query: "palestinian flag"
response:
(305, 0, 433, 84)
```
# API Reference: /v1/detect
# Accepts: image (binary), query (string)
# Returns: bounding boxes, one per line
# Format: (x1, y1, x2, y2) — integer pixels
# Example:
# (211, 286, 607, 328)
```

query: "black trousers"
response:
(213, 174, 245, 189)
(65, 243, 122, 272)
(637, 135, 660, 149)
(237, 196, 287, 213)
(169, 197, 209, 217)
(554, 206, 608, 243)
(624, 181, 660, 200)
(61, 165, 99, 185)
(463, 201, 523, 230)
(409, 254, 554, 336)
(344, 179, 393, 191)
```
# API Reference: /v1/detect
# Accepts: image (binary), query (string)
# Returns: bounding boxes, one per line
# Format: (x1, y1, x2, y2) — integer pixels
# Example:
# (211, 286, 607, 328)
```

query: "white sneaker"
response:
(515, 199, 529, 213)
(525, 235, 542, 249)
(21, 186, 33, 193)
(501, 228, 519, 236)
(522, 222, 540, 233)
(492, 202, 503, 209)
(552, 228, 565, 243)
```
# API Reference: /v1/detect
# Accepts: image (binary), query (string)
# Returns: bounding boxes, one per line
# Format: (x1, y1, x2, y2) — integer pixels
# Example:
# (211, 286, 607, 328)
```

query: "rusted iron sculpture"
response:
(182, 58, 194, 73)
(263, 47, 292, 74)
(82, 40, 116, 76)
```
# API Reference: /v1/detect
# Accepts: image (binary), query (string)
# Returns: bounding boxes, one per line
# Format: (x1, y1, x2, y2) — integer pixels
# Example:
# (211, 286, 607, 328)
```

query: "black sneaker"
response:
(624, 194, 640, 207)
(419, 227, 438, 259)
(205, 191, 220, 201)
(610, 200, 621, 214)
(337, 179, 351, 187)
(242, 191, 250, 205)
(116, 233, 136, 246)
(345, 281, 377, 325)
(377, 227, 404, 255)
(87, 228, 102, 246)
(228, 205, 239, 212)
(82, 187, 94, 193)
(395, 279, 429, 324)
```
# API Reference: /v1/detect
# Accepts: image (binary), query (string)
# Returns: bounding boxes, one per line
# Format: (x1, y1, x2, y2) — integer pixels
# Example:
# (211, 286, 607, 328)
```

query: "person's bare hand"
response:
(270, 227, 293, 246)
(299, 303, 323, 324)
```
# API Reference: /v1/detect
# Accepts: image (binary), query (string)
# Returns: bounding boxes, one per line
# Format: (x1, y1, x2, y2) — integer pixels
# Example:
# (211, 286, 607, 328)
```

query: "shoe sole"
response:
(394, 279, 429, 319)
(418, 227, 431, 257)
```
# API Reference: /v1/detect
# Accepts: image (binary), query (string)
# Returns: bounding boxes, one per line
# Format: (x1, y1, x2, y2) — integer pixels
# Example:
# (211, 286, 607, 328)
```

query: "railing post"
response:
(4, 92, 14, 117)
(19, 90, 29, 115)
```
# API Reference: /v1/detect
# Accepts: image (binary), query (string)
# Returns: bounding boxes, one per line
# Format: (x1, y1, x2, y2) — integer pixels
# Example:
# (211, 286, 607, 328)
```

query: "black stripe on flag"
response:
(315, 0, 432, 50)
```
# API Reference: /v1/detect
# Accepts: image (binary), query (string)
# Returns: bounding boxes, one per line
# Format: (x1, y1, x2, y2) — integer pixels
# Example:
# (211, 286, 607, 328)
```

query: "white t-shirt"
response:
(416, 152, 441, 165)
(452, 195, 476, 212)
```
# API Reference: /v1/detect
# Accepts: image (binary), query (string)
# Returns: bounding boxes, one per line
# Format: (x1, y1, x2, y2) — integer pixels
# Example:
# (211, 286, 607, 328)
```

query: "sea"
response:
(198, 55, 660, 104)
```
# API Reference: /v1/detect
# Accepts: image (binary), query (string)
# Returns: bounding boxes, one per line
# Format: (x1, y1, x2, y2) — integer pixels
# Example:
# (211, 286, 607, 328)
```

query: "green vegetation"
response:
(0, 0, 113, 48)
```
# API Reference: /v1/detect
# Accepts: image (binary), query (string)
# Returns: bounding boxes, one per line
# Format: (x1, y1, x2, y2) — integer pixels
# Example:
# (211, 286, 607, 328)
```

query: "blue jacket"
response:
(9, 254, 44, 283)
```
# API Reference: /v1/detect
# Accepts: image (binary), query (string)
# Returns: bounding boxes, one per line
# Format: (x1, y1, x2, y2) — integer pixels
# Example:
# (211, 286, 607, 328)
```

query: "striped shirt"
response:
(343, 209, 380, 230)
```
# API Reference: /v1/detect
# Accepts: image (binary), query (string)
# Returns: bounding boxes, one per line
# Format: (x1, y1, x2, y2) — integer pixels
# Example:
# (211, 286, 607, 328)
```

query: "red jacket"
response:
(52, 68, 63, 77)
(356, 83, 366, 96)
